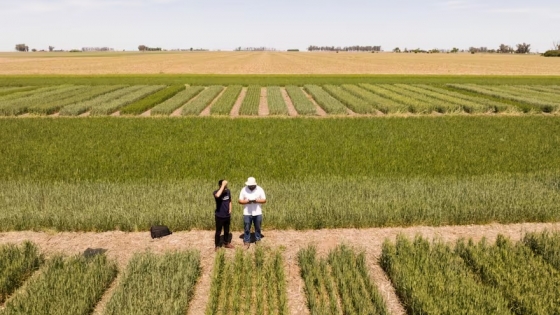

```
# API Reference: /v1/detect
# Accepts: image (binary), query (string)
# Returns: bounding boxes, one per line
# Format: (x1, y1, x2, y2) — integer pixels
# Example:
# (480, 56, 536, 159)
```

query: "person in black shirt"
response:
(214, 179, 234, 251)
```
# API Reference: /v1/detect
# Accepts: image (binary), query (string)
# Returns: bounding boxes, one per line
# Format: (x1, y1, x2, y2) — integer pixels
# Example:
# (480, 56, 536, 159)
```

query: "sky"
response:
(1, 0, 559, 52)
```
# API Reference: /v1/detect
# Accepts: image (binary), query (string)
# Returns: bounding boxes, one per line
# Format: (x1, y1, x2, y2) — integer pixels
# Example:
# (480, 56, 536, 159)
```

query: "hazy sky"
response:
(1, 0, 559, 52)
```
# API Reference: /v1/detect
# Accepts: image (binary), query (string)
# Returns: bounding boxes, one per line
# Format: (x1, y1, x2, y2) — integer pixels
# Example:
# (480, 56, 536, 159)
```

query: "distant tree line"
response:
(234, 47, 277, 51)
(138, 45, 162, 51)
(82, 47, 114, 52)
(15, 44, 29, 52)
(543, 41, 560, 57)
(307, 45, 382, 52)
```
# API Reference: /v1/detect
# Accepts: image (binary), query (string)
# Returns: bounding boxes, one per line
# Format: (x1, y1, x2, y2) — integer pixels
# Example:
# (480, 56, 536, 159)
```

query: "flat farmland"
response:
(1, 51, 560, 75)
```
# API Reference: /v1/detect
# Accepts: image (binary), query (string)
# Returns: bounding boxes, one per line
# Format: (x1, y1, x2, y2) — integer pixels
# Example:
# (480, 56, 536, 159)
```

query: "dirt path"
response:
(230, 87, 247, 117)
(110, 111, 120, 117)
(280, 87, 298, 116)
(200, 87, 227, 117)
(140, 109, 151, 117)
(259, 87, 269, 116)
(2, 222, 559, 315)
(301, 87, 327, 116)
(79, 111, 90, 117)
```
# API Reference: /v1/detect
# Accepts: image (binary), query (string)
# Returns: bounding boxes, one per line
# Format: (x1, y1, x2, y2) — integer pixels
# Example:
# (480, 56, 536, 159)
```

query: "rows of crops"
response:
(206, 246, 288, 315)
(1, 84, 559, 117)
(381, 231, 560, 315)
(3, 232, 560, 314)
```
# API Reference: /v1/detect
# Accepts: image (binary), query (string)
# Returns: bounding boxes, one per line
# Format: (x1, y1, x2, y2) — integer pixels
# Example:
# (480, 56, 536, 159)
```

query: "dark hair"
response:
(218, 179, 224, 186)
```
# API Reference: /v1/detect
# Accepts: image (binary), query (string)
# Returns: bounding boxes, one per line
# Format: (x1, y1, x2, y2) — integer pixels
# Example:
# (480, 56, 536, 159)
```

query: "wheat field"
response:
(1, 51, 559, 75)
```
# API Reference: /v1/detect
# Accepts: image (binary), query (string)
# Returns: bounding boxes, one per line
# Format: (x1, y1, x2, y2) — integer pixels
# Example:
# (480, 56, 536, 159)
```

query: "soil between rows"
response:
(1, 222, 560, 315)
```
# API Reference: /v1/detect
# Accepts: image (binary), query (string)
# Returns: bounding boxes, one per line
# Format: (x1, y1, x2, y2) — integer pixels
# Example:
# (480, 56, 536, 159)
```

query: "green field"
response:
(1, 74, 560, 86)
(0, 117, 559, 231)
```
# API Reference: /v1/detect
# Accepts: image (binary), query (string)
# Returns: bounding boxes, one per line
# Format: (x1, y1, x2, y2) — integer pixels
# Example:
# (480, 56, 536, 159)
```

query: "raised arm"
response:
(214, 180, 228, 198)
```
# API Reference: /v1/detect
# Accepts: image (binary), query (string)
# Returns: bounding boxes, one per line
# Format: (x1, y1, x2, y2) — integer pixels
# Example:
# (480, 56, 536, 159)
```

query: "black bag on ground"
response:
(150, 225, 172, 239)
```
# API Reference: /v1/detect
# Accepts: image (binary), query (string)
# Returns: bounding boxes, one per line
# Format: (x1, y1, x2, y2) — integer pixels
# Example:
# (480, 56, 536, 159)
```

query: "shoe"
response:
(224, 243, 234, 249)
(244, 242, 250, 249)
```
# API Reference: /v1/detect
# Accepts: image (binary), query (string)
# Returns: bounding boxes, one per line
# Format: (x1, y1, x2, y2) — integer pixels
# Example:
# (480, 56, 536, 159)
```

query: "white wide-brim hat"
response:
(245, 177, 257, 186)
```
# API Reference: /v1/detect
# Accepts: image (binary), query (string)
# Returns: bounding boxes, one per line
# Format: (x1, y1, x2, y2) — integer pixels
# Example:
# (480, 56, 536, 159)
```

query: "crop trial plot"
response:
(103, 251, 200, 315)
(298, 245, 389, 315)
(205, 246, 288, 315)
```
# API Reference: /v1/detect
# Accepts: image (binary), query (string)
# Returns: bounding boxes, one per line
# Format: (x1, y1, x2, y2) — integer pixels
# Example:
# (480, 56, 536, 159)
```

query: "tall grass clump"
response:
(182, 85, 223, 115)
(120, 85, 184, 115)
(323, 84, 377, 114)
(2, 254, 117, 315)
(0, 241, 44, 304)
(210, 85, 242, 115)
(304, 85, 347, 114)
(298, 245, 389, 315)
(457, 235, 560, 315)
(381, 236, 513, 315)
(341, 84, 409, 114)
(238, 85, 260, 116)
(266, 86, 289, 115)
(205, 246, 287, 315)
(90, 85, 165, 115)
(104, 251, 201, 315)
(285, 86, 316, 115)
(523, 231, 560, 271)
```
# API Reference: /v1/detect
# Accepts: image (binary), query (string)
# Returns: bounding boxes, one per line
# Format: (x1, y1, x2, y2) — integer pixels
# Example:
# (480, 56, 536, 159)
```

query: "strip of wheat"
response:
(0, 86, 89, 116)
(448, 84, 552, 113)
(381, 84, 462, 113)
(238, 85, 261, 116)
(151, 86, 204, 116)
(2, 254, 117, 315)
(182, 86, 223, 116)
(28, 86, 123, 115)
(382, 236, 513, 315)
(103, 251, 200, 315)
(457, 235, 560, 315)
(285, 86, 316, 115)
(397, 84, 489, 113)
(59, 86, 141, 116)
(523, 231, 560, 271)
(266, 86, 289, 115)
(323, 84, 377, 114)
(304, 85, 347, 114)
(210, 85, 242, 115)
(90, 85, 165, 116)
(416, 84, 515, 113)
(0, 242, 44, 304)
(341, 84, 409, 114)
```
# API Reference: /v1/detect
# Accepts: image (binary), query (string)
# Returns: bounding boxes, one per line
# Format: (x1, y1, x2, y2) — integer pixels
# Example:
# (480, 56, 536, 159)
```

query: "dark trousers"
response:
(215, 216, 231, 247)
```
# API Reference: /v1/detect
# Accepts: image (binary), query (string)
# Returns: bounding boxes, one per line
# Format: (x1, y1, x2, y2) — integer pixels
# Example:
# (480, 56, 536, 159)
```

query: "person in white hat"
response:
(238, 176, 266, 248)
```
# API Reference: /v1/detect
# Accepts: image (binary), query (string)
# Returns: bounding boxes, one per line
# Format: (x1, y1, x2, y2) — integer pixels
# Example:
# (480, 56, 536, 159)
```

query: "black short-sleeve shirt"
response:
(214, 189, 231, 218)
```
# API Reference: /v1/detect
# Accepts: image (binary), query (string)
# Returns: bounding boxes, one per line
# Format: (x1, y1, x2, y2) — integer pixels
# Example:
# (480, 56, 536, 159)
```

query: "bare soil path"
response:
(200, 86, 227, 117)
(280, 87, 298, 117)
(2, 222, 559, 315)
(230, 87, 247, 117)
